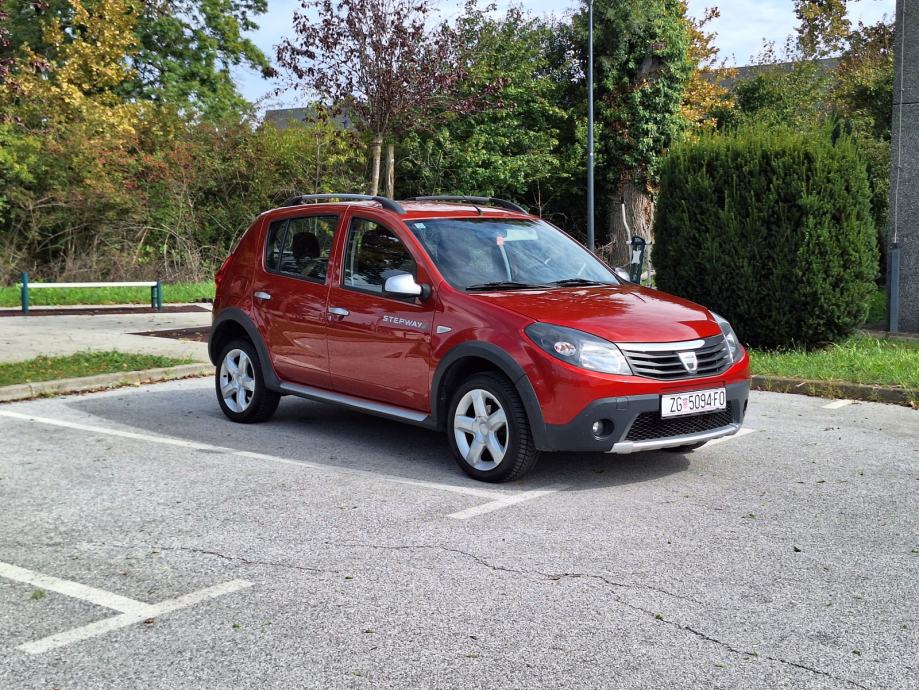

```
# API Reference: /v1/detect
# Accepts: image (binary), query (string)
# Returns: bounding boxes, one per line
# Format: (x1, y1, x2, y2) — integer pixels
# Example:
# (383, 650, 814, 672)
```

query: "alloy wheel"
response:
(219, 348, 256, 413)
(453, 388, 509, 471)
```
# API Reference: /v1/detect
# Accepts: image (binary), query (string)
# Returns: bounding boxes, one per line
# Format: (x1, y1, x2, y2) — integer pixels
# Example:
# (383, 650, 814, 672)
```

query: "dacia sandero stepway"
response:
(209, 194, 750, 482)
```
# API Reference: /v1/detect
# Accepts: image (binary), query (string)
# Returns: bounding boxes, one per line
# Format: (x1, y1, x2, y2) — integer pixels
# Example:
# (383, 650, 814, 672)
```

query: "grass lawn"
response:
(0, 281, 214, 307)
(750, 335, 919, 402)
(0, 351, 194, 387)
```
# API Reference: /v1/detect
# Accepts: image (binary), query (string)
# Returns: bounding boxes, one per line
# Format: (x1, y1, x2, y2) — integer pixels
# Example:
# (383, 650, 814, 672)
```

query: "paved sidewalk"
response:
(0, 306, 211, 364)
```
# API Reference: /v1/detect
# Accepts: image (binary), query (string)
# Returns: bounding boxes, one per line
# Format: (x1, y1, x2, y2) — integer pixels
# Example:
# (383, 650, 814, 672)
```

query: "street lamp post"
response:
(587, 0, 595, 253)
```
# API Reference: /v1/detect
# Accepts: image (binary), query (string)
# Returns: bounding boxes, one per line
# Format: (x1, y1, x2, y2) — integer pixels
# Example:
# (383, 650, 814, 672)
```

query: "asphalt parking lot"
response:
(0, 379, 916, 689)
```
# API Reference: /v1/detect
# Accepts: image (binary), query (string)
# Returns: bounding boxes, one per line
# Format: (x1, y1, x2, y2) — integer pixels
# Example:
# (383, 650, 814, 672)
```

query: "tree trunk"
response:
(384, 142, 395, 199)
(601, 179, 655, 269)
(369, 136, 383, 196)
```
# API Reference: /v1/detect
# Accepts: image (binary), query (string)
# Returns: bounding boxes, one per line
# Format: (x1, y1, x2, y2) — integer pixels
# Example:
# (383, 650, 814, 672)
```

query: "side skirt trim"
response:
(279, 382, 430, 425)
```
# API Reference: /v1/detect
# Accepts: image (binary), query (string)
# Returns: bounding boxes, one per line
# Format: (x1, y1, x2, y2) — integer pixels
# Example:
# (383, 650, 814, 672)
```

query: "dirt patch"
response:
(132, 326, 211, 342)
(0, 305, 211, 317)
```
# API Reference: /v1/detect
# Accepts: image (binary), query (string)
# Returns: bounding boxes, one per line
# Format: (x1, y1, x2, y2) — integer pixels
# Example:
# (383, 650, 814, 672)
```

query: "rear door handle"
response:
(328, 307, 349, 317)
(254, 291, 271, 301)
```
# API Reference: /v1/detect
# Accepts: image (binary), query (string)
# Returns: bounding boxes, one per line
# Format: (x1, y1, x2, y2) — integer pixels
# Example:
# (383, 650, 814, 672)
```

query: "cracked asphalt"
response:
(0, 378, 916, 689)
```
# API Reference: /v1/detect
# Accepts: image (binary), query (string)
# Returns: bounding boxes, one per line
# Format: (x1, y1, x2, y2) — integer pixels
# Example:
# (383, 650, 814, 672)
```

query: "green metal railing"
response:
(18, 273, 163, 314)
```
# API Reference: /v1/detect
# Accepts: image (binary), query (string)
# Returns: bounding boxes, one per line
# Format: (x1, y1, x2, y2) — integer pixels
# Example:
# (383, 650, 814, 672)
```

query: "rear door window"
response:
(266, 215, 338, 282)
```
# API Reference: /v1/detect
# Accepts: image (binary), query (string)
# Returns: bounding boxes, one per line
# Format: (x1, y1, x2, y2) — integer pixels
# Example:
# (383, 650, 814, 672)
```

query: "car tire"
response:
(447, 372, 540, 482)
(216, 339, 280, 423)
(664, 441, 707, 453)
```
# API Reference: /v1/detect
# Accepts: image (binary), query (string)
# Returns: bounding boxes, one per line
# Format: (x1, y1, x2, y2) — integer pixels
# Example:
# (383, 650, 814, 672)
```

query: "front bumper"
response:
(538, 380, 750, 453)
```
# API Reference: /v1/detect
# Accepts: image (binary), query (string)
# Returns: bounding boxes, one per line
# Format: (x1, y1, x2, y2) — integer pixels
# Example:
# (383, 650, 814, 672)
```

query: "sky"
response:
(234, 0, 896, 110)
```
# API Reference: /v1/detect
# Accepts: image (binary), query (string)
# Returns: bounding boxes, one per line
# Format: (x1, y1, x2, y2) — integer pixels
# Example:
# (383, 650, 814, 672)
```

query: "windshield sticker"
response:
(504, 227, 539, 242)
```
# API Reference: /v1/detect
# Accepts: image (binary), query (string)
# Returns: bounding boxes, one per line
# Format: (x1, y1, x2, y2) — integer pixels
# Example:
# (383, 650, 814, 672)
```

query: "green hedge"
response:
(654, 129, 877, 349)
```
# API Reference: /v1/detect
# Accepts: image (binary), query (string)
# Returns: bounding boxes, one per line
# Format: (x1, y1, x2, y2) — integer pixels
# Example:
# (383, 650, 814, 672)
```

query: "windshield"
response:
(406, 218, 619, 290)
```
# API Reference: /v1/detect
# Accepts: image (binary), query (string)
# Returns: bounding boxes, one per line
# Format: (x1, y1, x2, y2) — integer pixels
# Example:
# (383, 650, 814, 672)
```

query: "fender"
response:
(430, 341, 548, 449)
(209, 307, 282, 391)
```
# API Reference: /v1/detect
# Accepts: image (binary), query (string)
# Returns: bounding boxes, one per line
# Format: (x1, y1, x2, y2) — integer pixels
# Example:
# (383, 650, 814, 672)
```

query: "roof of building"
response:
(263, 107, 354, 130)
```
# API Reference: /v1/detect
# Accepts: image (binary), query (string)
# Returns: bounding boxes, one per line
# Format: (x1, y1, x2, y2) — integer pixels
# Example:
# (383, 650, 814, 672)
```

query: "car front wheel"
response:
(216, 339, 280, 423)
(447, 372, 540, 482)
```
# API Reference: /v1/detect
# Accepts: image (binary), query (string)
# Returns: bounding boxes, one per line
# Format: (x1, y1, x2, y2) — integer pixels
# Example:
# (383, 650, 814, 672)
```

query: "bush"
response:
(0, 112, 365, 284)
(654, 128, 877, 349)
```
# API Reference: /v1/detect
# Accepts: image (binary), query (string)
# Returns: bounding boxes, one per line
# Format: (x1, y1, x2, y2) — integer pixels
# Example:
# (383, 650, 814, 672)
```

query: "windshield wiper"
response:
(548, 278, 617, 287)
(465, 281, 549, 291)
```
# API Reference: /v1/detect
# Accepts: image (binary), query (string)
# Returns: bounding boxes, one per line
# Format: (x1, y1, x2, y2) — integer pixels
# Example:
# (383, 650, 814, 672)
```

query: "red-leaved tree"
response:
(277, 0, 488, 197)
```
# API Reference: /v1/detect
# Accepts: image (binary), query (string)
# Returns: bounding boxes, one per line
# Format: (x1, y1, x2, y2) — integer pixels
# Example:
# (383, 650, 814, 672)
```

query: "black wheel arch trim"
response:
(209, 308, 281, 390)
(430, 341, 547, 448)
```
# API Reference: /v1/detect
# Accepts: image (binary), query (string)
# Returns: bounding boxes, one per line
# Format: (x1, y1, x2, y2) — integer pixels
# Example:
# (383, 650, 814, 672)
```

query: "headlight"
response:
(712, 312, 742, 363)
(525, 323, 632, 375)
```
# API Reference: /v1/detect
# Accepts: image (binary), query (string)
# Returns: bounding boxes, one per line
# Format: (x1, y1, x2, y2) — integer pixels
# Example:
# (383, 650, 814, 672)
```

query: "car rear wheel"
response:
(447, 372, 540, 482)
(216, 339, 279, 423)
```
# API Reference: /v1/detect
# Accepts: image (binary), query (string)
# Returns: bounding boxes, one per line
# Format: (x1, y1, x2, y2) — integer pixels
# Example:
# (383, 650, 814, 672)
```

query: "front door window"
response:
(342, 218, 417, 294)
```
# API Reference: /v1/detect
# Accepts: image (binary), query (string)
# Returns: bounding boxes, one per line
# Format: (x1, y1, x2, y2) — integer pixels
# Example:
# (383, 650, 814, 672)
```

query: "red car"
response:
(209, 194, 750, 482)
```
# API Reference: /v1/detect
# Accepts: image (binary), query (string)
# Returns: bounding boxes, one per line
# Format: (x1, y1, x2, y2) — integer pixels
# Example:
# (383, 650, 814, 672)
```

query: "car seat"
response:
(290, 232, 326, 280)
(356, 229, 416, 289)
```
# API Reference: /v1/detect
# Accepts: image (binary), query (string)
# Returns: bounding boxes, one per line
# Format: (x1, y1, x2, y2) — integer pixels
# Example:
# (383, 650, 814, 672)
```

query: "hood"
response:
(470, 284, 721, 343)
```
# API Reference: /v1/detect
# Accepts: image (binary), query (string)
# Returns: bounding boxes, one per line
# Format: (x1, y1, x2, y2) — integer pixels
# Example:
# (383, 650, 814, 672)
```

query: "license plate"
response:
(661, 388, 726, 418)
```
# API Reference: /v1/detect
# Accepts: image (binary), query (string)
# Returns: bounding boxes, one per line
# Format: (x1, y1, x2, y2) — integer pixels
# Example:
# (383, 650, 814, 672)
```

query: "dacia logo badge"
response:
(678, 351, 698, 373)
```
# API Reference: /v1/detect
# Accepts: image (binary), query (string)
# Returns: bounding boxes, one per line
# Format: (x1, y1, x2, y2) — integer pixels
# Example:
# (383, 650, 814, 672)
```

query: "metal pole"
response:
(587, 0, 595, 253)
(20, 272, 29, 314)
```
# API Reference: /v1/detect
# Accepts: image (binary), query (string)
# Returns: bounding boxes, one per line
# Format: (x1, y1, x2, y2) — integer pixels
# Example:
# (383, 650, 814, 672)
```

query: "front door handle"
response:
(254, 291, 271, 301)
(328, 306, 349, 317)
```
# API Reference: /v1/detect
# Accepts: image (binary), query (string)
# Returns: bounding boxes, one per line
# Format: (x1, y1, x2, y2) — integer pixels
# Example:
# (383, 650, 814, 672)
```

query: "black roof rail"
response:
(406, 196, 528, 214)
(280, 193, 405, 214)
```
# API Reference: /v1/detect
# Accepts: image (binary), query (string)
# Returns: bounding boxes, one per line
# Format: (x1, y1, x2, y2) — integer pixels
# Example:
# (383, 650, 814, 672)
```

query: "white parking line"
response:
(822, 399, 854, 409)
(0, 561, 148, 613)
(236, 450, 502, 500)
(0, 410, 227, 452)
(704, 427, 757, 446)
(19, 580, 254, 655)
(447, 486, 565, 520)
(0, 559, 252, 654)
(0, 410, 514, 503)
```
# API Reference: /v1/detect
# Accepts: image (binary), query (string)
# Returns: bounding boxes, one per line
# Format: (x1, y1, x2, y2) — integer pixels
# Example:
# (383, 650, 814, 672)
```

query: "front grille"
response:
(620, 335, 732, 380)
(624, 406, 734, 442)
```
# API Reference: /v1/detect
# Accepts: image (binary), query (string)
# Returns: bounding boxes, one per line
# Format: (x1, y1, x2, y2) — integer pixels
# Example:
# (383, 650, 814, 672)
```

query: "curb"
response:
(751, 375, 917, 407)
(2, 365, 914, 408)
(0, 363, 212, 403)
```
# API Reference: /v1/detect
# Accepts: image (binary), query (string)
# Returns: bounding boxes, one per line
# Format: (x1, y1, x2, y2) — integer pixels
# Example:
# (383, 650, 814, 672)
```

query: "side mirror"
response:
(614, 267, 632, 283)
(384, 273, 430, 300)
